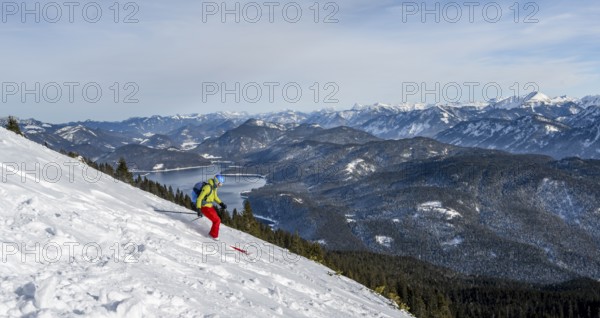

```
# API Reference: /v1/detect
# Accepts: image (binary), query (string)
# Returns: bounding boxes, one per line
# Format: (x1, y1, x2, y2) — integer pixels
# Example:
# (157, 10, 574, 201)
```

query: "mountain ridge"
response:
(5, 91, 600, 160)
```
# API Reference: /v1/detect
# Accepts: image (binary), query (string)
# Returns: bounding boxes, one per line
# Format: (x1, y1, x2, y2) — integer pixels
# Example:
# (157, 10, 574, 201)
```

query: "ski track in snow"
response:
(0, 128, 408, 318)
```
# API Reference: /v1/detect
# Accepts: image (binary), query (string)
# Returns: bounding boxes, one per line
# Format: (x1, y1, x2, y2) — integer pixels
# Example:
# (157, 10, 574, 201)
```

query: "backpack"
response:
(191, 181, 214, 204)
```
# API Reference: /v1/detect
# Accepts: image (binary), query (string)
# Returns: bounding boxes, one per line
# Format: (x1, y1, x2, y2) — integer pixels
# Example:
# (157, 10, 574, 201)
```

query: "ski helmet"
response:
(215, 174, 225, 184)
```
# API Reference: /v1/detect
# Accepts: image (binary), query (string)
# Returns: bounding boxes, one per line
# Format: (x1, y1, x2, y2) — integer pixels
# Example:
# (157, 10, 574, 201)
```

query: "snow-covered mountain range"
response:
(3, 92, 599, 162)
(0, 127, 407, 317)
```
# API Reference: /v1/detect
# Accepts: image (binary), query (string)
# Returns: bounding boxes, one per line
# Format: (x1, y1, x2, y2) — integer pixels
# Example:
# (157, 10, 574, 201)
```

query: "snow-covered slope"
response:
(0, 128, 407, 318)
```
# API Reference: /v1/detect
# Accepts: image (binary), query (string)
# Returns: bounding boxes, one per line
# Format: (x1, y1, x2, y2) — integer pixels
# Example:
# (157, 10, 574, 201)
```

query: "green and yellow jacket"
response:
(196, 178, 222, 209)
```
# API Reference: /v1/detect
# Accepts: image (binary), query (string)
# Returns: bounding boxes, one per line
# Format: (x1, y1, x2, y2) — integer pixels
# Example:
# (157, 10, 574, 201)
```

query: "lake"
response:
(140, 165, 266, 213)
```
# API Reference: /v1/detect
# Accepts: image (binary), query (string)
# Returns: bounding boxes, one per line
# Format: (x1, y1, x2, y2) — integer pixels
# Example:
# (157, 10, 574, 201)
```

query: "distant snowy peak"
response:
(160, 111, 248, 122)
(264, 92, 590, 115)
(245, 118, 286, 130)
(351, 100, 507, 113)
(352, 102, 394, 111)
(260, 109, 309, 124)
(492, 91, 554, 109)
(351, 102, 430, 113)
(526, 91, 552, 103)
(214, 111, 250, 120)
(440, 101, 489, 109)
(398, 102, 431, 111)
(56, 125, 97, 142)
(579, 95, 600, 108)
(351, 93, 574, 113)
(550, 95, 578, 104)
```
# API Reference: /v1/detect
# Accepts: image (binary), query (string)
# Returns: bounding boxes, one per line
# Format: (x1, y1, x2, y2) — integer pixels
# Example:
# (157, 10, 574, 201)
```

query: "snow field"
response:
(0, 128, 409, 318)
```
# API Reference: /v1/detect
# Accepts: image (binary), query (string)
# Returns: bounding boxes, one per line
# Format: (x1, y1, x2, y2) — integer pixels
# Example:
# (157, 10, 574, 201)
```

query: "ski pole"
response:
(154, 209, 197, 215)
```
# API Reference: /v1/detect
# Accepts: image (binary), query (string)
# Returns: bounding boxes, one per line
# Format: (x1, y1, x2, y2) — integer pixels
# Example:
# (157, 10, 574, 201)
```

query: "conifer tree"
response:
(5, 116, 23, 136)
(115, 157, 134, 184)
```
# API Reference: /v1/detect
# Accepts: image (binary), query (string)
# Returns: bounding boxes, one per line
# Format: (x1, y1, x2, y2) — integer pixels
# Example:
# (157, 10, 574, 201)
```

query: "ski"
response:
(228, 245, 250, 255)
(208, 240, 250, 255)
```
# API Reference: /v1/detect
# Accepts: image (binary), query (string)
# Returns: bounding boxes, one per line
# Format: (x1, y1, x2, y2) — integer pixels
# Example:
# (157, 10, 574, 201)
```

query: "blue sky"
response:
(1, 0, 599, 122)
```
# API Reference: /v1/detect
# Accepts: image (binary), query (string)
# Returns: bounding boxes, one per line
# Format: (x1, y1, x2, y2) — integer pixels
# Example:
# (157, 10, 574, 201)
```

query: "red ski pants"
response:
(201, 206, 221, 239)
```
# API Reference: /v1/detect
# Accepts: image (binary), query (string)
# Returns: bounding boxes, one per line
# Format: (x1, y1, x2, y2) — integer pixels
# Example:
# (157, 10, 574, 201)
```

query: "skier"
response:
(193, 174, 227, 240)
